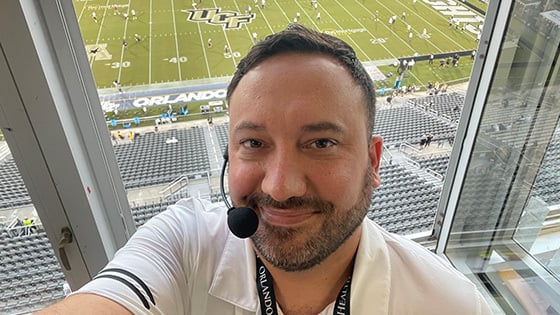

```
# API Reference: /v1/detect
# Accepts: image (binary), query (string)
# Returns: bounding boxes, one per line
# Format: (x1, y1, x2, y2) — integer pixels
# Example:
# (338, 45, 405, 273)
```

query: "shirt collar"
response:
(209, 232, 258, 312)
(350, 219, 392, 314)
(209, 220, 392, 314)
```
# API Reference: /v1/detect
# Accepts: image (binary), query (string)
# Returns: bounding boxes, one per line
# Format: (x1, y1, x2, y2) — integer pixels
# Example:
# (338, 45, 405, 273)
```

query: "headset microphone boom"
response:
(220, 146, 259, 238)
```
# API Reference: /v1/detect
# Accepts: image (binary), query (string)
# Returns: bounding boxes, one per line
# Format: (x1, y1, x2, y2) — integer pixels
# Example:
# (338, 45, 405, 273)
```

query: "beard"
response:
(247, 164, 374, 272)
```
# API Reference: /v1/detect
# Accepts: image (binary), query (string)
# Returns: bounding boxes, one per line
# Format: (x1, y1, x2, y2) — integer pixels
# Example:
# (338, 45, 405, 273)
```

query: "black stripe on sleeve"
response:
(94, 274, 151, 310)
(98, 268, 156, 305)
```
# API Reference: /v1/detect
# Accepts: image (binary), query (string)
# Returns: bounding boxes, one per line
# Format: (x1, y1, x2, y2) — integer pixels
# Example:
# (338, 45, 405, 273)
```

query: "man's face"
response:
(228, 53, 382, 271)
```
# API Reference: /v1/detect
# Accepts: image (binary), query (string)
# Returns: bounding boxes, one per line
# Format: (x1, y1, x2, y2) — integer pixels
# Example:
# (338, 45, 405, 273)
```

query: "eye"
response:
(309, 138, 336, 149)
(240, 139, 263, 149)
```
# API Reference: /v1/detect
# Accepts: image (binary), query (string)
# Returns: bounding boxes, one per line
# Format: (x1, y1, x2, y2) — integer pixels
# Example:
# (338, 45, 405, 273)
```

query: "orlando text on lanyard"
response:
(255, 256, 352, 315)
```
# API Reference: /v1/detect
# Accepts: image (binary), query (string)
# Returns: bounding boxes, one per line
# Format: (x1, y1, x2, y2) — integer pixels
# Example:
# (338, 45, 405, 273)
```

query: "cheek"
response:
(312, 161, 367, 206)
(227, 159, 262, 204)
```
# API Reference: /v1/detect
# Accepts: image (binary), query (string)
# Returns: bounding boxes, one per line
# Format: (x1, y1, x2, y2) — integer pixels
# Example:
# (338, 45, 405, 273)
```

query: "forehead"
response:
(228, 53, 367, 128)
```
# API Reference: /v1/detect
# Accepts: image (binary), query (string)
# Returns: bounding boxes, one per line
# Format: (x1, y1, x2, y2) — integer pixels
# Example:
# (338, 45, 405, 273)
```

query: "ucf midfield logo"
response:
(187, 8, 255, 30)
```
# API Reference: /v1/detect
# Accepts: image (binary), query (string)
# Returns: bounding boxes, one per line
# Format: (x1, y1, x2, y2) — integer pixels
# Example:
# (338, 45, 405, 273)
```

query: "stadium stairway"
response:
(204, 123, 224, 172)
(389, 151, 444, 188)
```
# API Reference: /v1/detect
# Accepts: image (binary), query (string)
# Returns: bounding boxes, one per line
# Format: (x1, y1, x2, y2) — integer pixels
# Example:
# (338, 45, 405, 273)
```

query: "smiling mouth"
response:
(259, 207, 316, 227)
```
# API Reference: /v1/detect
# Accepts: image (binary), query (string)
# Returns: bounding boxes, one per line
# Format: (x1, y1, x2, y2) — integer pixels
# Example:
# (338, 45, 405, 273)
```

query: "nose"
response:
(260, 150, 307, 202)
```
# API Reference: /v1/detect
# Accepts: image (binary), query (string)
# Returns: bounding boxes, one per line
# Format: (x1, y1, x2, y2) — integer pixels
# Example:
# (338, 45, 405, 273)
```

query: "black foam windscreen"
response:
(227, 207, 259, 238)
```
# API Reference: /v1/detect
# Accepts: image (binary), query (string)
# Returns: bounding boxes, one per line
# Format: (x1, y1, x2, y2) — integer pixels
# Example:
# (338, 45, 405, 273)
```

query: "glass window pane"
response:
(446, 2, 560, 313)
(0, 147, 68, 312)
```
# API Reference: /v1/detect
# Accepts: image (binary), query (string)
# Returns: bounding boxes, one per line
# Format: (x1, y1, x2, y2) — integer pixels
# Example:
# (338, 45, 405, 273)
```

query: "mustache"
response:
(245, 193, 334, 212)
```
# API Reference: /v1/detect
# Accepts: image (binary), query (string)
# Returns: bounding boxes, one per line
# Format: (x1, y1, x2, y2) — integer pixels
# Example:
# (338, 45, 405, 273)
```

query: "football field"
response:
(74, 0, 483, 90)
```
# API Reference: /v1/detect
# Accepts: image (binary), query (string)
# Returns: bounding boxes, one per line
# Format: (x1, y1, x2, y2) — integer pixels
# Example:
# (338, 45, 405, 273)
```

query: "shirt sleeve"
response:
(75, 199, 205, 314)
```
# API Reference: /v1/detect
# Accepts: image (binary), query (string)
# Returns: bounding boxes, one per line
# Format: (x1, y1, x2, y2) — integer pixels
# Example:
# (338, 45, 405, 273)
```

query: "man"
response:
(22, 217, 36, 235)
(37, 24, 490, 314)
(113, 79, 123, 93)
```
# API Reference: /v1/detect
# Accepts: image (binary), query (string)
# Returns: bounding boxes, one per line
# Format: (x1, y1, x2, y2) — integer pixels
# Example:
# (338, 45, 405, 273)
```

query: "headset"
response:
(220, 146, 259, 238)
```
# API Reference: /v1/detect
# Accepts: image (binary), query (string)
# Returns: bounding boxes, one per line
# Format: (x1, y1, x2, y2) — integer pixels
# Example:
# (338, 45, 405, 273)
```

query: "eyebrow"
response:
(301, 121, 343, 133)
(233, 121, 265, 133)
(232, 121, 344, 134)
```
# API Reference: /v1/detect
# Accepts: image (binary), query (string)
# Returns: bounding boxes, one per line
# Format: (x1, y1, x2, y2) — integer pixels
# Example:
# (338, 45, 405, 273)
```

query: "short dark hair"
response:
(226, 24, 376, 135)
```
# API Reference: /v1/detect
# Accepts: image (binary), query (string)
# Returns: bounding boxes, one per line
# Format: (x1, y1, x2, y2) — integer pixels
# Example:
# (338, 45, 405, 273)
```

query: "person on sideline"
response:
(37, 24, 490, 315)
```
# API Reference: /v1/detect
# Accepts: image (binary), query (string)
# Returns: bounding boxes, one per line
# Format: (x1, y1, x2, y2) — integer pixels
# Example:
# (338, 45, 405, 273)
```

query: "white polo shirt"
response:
(77, 198, 491, 314)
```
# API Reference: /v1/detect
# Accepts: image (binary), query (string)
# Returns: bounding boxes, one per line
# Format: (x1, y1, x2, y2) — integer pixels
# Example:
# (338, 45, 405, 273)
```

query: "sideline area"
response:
(0, 81, 470, 231)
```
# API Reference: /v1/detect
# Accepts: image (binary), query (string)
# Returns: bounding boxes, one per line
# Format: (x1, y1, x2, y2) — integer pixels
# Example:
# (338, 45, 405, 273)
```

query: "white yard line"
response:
(196, 22, 212, 77)
(77, 0, 89, 22)
(213, 0, 238, 67)
(326, 0, 424, 83)
(149, 0, 153, 84)
(330, 0, 414, 57)
(90, 0, 111, 66)
(255, 1, 275, 34)
(354, 0, 443, 53)
(170, 0, 183, 80)
(313, 1, 372, 60)
(232, 0, 258, 44)
(117, 0, 132, 82)
(272, 0, 292, 23)
(94, 1, 110, 45)
(371, 0, 468, 51)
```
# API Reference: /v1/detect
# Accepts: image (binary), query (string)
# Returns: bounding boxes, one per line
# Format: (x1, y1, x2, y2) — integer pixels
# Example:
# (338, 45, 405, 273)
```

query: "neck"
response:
(257, 226, 361, 315)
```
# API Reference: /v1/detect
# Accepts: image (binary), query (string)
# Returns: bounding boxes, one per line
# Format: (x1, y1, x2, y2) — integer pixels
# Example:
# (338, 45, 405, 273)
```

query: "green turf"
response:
(462, 0, 488, 14)
(377, 57, 475, 92)
(74, 0, 482, 90)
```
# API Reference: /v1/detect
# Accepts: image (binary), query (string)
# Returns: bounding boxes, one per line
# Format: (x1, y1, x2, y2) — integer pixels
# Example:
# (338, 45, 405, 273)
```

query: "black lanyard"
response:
(256, 257, 351, 315)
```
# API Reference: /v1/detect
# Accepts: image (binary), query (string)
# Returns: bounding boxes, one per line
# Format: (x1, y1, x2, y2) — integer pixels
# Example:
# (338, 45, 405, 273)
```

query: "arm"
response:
(35, 293, 132, 315)
(35, 207, 190, 314)
(36, 199, 225, 314)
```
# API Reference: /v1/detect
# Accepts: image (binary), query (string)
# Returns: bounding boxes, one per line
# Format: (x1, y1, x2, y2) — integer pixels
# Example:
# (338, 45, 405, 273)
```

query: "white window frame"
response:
(0, 0, 135, 289)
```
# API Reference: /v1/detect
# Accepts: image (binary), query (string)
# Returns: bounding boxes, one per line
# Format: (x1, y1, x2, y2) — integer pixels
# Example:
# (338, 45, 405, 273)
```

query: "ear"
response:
(368, 135, 383, 189)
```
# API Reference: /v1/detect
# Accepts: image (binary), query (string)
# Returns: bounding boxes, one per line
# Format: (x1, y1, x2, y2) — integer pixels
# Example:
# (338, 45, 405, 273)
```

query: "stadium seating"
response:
(112, 126, 211, 189)
(531, 129, 560, 205)
(0, 159, 31, 209)
(407, 92, 465, 123)
(0, 230, 66, 314)
(2, 95, 560, 313)
(213, 123, 229, 154)
(374, 106, 457, 146)
(368, 163, 441, 235)
(415, 155, 451, 177)
(131, 199, 176, 227)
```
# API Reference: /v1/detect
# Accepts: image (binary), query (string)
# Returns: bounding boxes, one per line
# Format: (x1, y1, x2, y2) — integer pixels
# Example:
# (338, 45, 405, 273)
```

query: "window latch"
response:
(58, 227, 73, 271)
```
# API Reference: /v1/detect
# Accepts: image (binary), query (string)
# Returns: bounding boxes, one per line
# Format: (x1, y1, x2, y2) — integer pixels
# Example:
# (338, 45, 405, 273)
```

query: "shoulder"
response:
(139, 197, 230, 251)
(155, 197, 228, 231)
(168, 197, 226, 215)
(366, 221, 489, 314)
(74, 198, 235, 314)
(362, 220, 455, 274)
